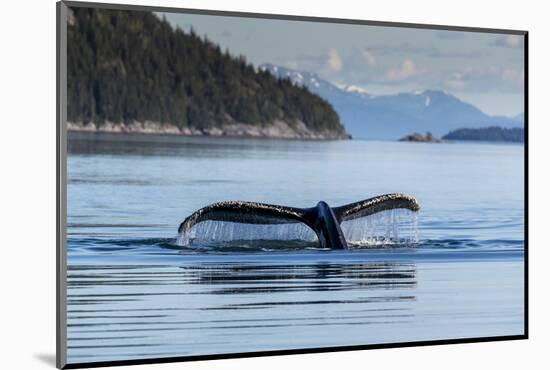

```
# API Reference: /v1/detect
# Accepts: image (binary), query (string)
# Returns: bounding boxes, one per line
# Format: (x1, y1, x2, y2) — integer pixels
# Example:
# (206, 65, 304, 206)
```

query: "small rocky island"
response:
(399, 132, 445, 143)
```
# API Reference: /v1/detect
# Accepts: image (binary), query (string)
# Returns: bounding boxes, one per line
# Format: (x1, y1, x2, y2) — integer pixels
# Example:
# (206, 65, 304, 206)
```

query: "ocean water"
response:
(66, 132, 525, 364)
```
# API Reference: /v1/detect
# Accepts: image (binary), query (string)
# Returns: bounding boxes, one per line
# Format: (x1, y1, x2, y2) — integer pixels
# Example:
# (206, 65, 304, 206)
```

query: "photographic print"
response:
(58, 2, 526, 367)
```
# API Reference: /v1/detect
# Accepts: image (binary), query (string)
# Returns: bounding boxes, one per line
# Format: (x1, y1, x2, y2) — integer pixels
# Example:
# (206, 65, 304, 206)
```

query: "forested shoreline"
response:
(67, 8, 350, 139)
(442, 127, 524, 142)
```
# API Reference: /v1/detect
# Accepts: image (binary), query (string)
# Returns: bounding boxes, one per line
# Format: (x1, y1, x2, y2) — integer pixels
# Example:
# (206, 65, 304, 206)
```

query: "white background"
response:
(0, 0, 546, 369)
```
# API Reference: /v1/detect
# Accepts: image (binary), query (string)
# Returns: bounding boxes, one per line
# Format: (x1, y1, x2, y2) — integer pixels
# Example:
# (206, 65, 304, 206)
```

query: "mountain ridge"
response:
(260, 63, 522, 139)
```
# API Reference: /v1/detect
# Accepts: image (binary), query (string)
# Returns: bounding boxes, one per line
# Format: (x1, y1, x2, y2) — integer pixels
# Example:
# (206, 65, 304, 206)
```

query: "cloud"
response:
(444, 72, 467, 90)
(501, 68, 524, 83)
(274, 53, 331, 75)
(494, 35, 524, 48)
(430, 50, 486, 59)
(367, 42, 485, 59)
(383, 58, 419, 81)
(283, 60, 299, 70)
(275, 45, 522, 96)
(279, 49, 346, 78)
(443, 65, 524, 92)
(326, 48, 343, 72)
(368, 42, 436, 56)
(361, 49, 377, 67)
(435, 31, 466, 40)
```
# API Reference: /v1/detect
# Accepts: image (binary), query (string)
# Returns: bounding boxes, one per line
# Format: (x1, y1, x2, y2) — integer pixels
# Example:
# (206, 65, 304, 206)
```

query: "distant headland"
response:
(442, 127, 524, 143)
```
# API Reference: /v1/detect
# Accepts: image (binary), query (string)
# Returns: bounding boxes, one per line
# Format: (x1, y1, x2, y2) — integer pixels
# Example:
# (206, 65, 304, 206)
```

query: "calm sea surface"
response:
(66, 132, 525, 364)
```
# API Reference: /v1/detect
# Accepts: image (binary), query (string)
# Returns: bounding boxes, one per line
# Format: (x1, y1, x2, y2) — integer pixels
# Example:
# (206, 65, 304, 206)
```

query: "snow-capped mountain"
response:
(260, 63, 522, 139)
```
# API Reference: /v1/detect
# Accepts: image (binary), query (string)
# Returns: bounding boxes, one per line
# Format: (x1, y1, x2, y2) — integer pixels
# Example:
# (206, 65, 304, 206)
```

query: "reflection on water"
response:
(66, 256, 524, 364)
(67, 261, 417, 362)
(68, 131, 328, 159)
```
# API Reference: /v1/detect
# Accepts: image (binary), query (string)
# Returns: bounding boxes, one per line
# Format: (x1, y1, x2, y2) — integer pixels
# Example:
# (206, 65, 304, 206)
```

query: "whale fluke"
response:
(333, 193, 420, 222)
(178, 193, 420, 249)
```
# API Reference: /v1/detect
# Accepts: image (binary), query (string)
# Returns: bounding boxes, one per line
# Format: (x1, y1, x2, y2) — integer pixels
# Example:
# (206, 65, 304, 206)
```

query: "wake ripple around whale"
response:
(67, 234, 523, 256)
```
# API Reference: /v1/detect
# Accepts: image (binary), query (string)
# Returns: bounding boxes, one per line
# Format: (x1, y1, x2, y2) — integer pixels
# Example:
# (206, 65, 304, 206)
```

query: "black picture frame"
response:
(56, 1, 528, 368)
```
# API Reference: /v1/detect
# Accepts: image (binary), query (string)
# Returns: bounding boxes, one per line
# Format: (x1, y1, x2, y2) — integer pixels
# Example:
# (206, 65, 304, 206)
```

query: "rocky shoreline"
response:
(67, 121, 352, 140)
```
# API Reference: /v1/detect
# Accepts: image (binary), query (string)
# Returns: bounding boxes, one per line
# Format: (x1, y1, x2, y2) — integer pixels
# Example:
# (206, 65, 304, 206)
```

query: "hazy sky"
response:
(160, 12, 525, 117)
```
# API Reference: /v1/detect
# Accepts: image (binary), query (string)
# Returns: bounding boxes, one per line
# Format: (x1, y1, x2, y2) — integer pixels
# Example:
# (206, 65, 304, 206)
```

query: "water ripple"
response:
(67, 261, 418, 363)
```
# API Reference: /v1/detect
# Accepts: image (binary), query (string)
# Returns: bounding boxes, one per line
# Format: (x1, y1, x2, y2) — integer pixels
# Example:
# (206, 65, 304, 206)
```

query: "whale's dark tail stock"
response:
(178, 194, 420, 249)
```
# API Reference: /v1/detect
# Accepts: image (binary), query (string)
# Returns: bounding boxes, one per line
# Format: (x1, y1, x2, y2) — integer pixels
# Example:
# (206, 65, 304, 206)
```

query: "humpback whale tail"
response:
(178, 194, 420, 249)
